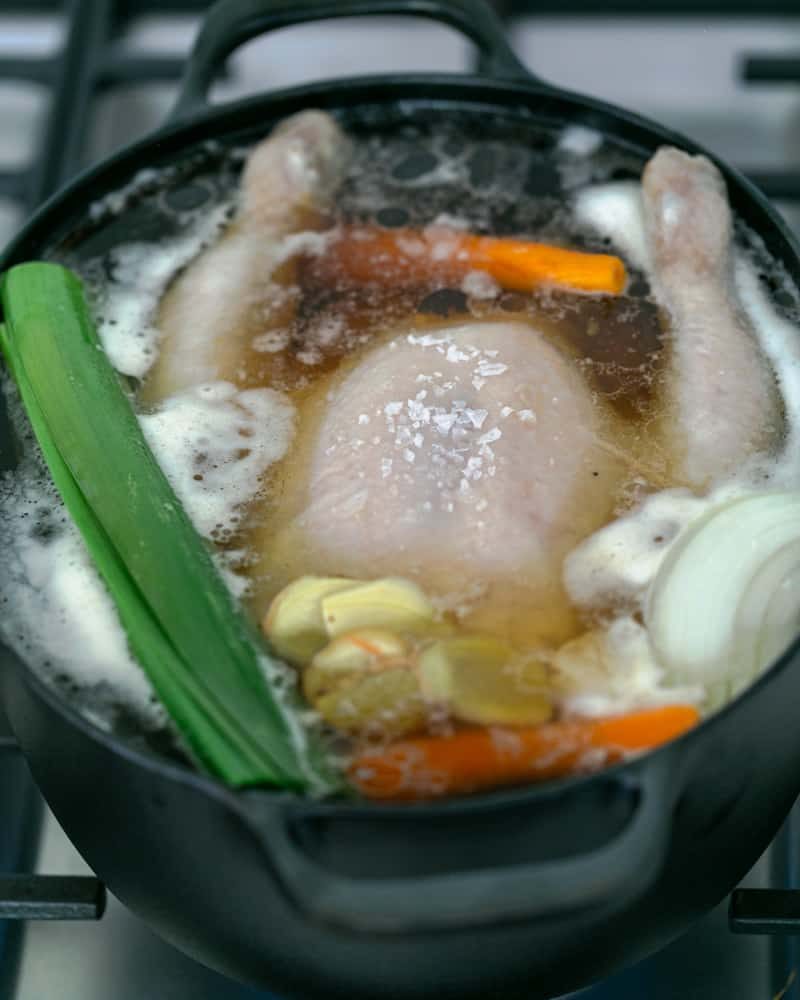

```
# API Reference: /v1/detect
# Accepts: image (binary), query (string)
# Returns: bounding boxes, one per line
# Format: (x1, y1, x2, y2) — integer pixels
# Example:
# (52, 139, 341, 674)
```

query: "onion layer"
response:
(646, 492, 800, 688)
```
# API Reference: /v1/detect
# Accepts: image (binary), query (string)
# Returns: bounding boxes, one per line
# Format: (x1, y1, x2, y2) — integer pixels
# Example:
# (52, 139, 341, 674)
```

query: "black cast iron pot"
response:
(2, 1, 800, 997)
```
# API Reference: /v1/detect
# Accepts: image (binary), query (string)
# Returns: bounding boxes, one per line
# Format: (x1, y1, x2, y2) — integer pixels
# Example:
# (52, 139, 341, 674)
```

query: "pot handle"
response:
(169, 0, 533, 122)
(243, 763, 672, 933)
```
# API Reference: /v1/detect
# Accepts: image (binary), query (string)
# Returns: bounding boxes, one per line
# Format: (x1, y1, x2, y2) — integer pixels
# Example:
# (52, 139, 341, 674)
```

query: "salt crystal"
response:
(479, 427, 502, 445)
(408, 332, 452, 349)
(407, 398, 429, 423)
(475, 361, 508, 377)
(518, 409, 536, 423)
(501, 406, 515, 418)
(433, 412, 457, 435)
(445, 344, 471, 364)
(358, 414, 370, 426)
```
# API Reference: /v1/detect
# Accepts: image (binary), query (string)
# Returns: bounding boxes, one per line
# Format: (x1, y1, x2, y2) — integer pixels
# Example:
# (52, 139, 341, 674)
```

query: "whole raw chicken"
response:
(149, 114, 783, 646)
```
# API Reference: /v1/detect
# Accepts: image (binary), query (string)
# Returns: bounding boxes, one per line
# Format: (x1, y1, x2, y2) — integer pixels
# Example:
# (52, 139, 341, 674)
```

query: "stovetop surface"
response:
(2, 2, 800, 997)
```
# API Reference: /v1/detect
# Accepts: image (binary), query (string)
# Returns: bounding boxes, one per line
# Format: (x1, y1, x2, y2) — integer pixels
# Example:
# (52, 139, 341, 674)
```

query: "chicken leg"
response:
(642, 146, 782, 487)
(145, 110, 350, 401)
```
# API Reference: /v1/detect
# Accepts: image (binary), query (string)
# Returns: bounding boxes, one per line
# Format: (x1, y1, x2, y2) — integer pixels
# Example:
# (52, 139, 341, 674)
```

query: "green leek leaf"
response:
(0, 262, 339, 793)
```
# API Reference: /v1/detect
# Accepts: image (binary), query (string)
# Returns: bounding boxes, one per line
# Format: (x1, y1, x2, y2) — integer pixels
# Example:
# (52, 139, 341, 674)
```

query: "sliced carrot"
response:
(348, 704, 699, 801)
(311, 225, 627, 296)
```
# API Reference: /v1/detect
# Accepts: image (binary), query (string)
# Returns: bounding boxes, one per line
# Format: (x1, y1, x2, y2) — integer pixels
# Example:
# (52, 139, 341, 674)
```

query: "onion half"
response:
(646, 492, 800, 689)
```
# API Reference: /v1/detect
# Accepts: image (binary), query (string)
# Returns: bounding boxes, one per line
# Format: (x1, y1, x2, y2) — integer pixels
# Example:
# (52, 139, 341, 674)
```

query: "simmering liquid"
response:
(1, 110, 799, 762)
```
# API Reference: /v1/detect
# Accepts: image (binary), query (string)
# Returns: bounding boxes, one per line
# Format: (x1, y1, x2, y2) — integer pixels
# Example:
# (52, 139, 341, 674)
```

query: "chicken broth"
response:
(2, 106, 800, 797)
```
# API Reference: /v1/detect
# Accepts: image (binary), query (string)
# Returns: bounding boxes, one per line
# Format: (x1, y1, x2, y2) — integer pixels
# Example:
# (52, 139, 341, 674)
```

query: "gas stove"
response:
(1, 2, 800, 997)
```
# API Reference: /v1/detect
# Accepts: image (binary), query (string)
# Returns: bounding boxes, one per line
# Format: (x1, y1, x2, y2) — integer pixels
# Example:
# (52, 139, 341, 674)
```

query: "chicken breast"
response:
(259, 321, 630, 644)
(145, 110, 350, 400)
(642, 146, 782, 487)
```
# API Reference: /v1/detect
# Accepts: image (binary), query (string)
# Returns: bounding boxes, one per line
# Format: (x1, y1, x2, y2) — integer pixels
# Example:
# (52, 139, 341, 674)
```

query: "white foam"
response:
(556, 617, 704, 718)
(573, 181, 650, 272)
(735, 253, 800, 487)
(139, 381, 294, 540)
(558, 125, 603, 158)
(563, 488, 713, 610)
(88, 167, 163, 221)
(96, 200, 234, 378)
(0, 453, 163, 729)
(461, 269, 500, 299)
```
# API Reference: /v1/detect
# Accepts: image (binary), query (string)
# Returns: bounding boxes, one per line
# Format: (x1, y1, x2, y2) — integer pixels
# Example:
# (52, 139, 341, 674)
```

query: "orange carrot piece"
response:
(313, 225, 627, 296)
(348, 704, 699, 801)
(465, 234, 627, 295)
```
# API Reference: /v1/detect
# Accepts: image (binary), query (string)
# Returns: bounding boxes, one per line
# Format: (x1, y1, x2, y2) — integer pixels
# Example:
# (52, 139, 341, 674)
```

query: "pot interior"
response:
(2, 88, 799, 781)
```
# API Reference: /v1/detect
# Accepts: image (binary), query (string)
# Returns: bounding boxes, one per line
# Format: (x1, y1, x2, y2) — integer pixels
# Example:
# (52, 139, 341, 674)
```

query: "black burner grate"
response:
(494, 0, 800, 205)
(0, 0, 187, 210)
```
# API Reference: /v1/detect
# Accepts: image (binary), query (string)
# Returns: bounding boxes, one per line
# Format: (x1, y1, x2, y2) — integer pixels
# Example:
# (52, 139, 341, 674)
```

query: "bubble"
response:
(392, 150, 439, 181)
